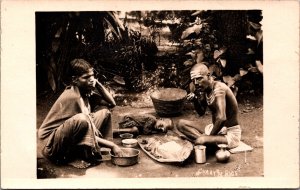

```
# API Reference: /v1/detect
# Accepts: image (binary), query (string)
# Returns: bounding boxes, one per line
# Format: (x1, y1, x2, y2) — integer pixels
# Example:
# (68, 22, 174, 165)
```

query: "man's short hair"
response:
(70, 59, 92, 77)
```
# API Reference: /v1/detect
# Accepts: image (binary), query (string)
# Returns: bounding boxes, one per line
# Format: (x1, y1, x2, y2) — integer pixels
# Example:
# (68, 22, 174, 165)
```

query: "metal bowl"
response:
(119, 133, 134, 139)
(110, 148, 140, 166)
(122, 138, 138, 148)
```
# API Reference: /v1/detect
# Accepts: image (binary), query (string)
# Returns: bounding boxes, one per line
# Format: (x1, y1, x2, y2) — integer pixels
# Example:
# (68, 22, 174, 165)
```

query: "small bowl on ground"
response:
(119, 133, 133, 139)
(110, 148, 140, 166)
(122, 138, 138, 148)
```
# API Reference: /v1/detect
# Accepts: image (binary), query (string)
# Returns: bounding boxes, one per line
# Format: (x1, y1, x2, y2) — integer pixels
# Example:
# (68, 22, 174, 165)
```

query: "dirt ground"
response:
(36, 89, 263, 178)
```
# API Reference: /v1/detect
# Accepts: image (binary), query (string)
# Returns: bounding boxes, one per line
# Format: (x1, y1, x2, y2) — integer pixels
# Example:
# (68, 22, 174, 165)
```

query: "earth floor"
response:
(36, 91, 263, 178)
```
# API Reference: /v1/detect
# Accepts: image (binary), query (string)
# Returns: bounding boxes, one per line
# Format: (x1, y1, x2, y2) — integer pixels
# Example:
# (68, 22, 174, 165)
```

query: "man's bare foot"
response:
(68, 160, 91, 169)
(82, 146, 102, 166)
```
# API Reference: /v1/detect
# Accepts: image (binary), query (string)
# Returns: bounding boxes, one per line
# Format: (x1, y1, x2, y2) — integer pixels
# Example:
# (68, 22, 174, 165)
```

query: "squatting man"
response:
(38, 59, 124, 168)
(177, 62, 242, 149)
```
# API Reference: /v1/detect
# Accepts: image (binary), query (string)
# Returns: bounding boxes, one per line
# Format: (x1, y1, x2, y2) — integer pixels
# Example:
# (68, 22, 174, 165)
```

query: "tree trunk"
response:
(214, 11, 248, 76)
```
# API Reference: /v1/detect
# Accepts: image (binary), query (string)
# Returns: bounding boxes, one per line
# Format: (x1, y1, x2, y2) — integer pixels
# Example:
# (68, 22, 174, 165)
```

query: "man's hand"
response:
(112, 145, 124, 157)
(187, 92, 196, 101)
(91, 77, 97, 88)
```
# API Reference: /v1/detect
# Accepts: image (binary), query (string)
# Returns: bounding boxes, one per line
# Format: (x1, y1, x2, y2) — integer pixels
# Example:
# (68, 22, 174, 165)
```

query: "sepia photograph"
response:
(1, 0, 299, 189)
(36, 10, 263, 178)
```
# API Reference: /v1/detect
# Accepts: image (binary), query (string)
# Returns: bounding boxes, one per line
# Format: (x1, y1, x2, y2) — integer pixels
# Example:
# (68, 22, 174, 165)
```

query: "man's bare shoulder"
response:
(214, 81, 229, 91)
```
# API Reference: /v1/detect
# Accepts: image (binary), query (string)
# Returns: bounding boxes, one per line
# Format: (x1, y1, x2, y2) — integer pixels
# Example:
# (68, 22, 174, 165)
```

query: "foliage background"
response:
(36, 10, 263, 96)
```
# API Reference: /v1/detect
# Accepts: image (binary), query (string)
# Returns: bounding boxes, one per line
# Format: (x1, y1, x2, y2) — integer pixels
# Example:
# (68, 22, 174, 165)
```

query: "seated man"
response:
(177, 62, 241, 149)
(38, 59, 123, 168)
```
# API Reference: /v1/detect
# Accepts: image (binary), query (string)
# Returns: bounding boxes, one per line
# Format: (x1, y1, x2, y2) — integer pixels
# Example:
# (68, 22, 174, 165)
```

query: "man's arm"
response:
(95, 80, 116, 107)
(192, 92, 207, 116)
(209, 89, 227, 135)
(95, 136, 123, 156)
(188, 82, 207, 116)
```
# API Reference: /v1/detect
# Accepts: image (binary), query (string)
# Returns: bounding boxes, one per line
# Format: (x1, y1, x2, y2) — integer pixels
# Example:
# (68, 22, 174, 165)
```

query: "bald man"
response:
(177, 62, 241, 149)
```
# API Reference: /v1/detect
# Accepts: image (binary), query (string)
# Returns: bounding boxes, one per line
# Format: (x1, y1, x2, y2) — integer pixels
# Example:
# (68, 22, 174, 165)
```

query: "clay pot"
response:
(215, 144, 231, 163)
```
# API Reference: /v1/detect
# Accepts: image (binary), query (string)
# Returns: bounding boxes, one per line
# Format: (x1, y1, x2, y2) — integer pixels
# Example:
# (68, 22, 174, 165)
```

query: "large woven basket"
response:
(150, 88, 187, 117)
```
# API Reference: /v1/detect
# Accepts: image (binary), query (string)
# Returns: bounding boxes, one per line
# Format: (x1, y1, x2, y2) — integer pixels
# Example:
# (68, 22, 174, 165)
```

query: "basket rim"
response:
(151, 97, 186, 103)
(150, 88, 187, 101)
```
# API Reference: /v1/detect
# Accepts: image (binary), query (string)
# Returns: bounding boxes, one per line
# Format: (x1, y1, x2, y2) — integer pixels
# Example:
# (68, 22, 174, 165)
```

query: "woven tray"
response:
(137, 132, 193, 163)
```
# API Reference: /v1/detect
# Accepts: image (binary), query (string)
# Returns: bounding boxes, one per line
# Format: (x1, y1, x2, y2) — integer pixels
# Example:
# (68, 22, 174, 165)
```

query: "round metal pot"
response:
(110, 148, 140, 166)
(215, 144, 231, 163)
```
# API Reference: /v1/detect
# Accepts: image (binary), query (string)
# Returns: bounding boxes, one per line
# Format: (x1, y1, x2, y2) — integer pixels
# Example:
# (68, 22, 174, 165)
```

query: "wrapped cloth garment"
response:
(76, 94, 101, 152)
(205, 124, 241, 149)
(76, 113, 101, 152)
(38, 85, 110, 163)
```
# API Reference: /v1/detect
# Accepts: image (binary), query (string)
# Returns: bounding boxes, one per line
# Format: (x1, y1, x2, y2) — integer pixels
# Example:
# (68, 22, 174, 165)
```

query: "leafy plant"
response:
(36, 11, 125, 93)
(178, 10, 263, 95)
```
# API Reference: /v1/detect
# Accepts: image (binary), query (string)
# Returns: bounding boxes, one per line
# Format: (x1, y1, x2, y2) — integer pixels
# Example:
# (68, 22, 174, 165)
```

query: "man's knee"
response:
(104, 109, 112, 118)
(94, 108, 111, 120)
(72, 113, 90, 131)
